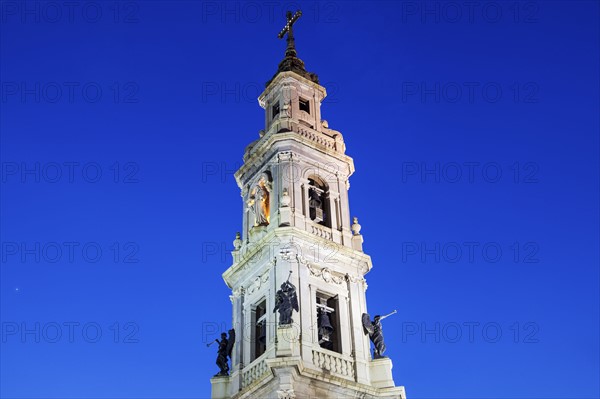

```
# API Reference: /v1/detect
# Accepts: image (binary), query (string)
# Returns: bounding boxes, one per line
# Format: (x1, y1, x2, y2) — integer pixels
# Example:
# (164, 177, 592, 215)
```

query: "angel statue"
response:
(273, 272, 299, 325)
(208, 329, 235, 377)
(362, 310, 396, 359)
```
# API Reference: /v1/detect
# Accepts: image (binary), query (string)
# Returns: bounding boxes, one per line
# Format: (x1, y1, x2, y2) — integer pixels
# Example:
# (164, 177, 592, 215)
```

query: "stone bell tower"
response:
(210, 10, 406, 399)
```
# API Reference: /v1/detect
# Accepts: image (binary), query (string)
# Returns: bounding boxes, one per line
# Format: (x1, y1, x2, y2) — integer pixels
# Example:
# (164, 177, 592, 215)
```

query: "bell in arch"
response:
(317, 308, 334, 344)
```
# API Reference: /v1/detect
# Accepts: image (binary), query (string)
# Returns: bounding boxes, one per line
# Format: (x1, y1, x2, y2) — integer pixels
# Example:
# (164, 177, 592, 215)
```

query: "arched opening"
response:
(308, 175, 331, 228)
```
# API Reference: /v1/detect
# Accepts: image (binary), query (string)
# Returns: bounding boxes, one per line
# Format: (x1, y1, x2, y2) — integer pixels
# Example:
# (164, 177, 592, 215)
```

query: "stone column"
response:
(229, 288, 244, 395)
(347, 275, 370, 385)
(338, 294, 352, 357)
(297, 253, 314, 365)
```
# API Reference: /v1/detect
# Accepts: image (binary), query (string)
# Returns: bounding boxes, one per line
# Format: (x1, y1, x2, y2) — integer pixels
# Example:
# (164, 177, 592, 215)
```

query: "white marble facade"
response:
(211, 71, 406, 399)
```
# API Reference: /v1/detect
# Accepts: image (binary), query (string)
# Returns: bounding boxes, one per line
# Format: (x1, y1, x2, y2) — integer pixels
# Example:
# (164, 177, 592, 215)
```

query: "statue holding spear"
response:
(273, 271, 299, 325)
(362, 310, 397, 359)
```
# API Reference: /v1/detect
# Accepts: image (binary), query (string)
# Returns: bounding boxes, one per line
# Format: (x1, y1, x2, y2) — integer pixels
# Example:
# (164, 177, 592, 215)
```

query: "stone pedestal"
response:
(276, 325, 300, 357)
(249, 225, 267, 241)
(231, 249, 241, 264)
(351, 234, 363, 252)
(369, 357, 396, 388)
(279, 206, 291, 226)
(210, 376, 230, 399)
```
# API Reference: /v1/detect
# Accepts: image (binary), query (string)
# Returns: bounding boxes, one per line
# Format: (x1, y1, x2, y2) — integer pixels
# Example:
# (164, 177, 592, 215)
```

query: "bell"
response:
(318, 310, 334, 342)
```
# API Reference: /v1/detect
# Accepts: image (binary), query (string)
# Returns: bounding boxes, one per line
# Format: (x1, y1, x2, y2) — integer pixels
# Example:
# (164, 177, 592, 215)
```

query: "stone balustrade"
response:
(309, 223, 333, 240)
(241, 354, 270, 388)
(312, 348, 356, 380)
(297, 126, 337, 151)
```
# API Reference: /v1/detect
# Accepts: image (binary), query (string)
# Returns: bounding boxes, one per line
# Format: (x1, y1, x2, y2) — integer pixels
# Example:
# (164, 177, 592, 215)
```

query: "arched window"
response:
(251, 299, 267, 361)
(308, 176, 331, 228)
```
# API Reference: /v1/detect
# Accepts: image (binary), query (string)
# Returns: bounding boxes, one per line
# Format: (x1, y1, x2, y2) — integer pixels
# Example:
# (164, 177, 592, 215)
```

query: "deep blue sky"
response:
(1, 1, 598, 398)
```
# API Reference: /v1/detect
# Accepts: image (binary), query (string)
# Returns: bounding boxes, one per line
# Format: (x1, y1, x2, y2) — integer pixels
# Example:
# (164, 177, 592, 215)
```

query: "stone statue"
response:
(248, 175, 271, 226)
(362, 311, 396, 359)
(273, 273, 299, 325)
(282, 100, 291, 118)
(209, 329, 235, 377)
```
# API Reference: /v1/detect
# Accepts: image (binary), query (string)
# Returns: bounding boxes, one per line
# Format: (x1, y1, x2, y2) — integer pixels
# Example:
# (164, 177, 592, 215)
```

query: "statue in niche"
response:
(362, 310, 396, 359)
(282, 100, 292, 118)
(208, 329, 235, 377)
(248, 174, 271, 226)
(273, 272, 299, 325)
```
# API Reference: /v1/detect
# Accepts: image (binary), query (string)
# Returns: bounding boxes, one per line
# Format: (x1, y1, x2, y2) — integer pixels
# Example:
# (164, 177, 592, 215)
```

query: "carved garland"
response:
(297, 255, 344, 285)
(246, 268, 271, 295)
(345, 273, 366, 284)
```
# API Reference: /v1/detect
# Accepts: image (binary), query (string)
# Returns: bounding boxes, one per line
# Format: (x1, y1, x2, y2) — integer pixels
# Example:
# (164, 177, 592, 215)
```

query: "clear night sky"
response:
(1, 1, 599, 398)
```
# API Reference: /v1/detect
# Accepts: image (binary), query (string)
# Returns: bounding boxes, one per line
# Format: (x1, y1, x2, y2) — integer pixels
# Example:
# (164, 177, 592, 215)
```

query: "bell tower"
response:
(210, 11, 407, 399)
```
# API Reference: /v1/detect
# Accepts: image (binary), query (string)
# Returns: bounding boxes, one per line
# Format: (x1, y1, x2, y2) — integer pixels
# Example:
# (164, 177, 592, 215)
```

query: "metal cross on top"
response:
(277, 10, 302, 57)
(278, 10, 302, 39)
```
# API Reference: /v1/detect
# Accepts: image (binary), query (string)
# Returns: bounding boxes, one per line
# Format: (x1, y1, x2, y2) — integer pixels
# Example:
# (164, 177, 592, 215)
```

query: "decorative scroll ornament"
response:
(232, 286, 245, 298)
(246, 270, 270, 295)
(279, 240, 298, 261)
(297, 255, 344, 285)
(277, 389, 296, 399)
(230, 286, 245, 302)
(277, 151, 294, 162)
(345, 273, 366, 284)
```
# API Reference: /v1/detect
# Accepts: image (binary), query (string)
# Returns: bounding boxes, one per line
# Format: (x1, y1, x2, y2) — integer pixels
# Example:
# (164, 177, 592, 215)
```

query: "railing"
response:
(241, 353, 270, 388)
(244, 123, 340, 163)
(310, 223, 333, 240)
(297, 126, 337, 151)
(312, 348, 356, 380)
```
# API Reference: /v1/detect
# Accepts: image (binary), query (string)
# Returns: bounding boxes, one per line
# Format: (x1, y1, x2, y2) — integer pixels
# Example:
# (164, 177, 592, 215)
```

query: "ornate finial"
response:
(351, 217, 362, 236)
(233, 232, 242, 250)
(266, 10, 319, 87)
